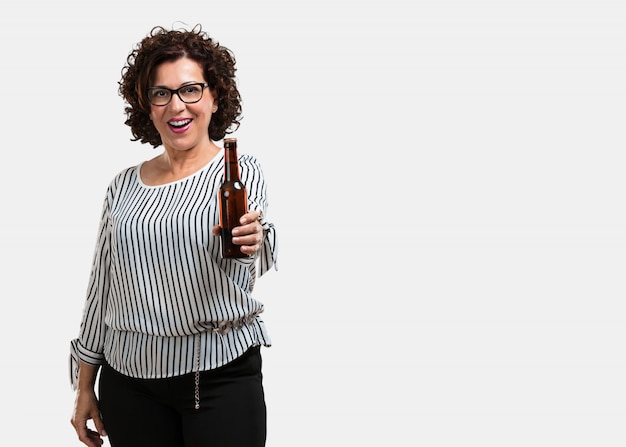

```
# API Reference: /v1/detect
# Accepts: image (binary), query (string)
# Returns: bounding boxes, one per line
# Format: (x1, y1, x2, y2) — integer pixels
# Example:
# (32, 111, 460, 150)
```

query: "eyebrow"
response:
(149, 81, 205, 89)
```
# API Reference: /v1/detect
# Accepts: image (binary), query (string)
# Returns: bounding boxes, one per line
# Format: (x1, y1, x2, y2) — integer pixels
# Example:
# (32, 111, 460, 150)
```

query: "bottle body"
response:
(219, 138, 248, 258)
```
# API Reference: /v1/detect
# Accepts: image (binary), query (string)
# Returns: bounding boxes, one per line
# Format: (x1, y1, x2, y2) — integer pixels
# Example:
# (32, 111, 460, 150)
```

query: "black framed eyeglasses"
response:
(147, 82, 209, 106)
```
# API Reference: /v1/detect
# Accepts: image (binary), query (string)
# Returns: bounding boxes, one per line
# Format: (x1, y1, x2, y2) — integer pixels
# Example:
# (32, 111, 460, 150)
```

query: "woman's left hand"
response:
(212, 210, 264, 256)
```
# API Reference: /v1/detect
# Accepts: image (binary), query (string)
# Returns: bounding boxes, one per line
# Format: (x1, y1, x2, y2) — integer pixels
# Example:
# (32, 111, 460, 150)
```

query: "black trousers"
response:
(99, 346, 266, 447)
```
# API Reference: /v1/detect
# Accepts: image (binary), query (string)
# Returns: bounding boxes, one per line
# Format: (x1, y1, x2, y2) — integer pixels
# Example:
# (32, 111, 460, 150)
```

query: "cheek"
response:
(149, 108, 167, 126)
(149, 107, 161, 119)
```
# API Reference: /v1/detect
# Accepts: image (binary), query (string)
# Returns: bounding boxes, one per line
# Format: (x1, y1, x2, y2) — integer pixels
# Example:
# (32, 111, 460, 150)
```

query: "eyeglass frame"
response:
(146, 82, 209, 106)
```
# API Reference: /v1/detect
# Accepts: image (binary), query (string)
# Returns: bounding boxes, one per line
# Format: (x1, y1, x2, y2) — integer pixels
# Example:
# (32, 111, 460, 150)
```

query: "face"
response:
(149, 57, 217, 153)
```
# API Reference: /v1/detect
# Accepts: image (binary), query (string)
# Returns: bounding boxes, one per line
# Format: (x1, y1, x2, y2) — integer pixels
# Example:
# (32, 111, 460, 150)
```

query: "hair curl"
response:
(118, 24, 242, 147)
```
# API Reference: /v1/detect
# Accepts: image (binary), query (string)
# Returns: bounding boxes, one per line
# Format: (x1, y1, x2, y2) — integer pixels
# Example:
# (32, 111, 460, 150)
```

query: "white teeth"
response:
(169, 119, 191, 127)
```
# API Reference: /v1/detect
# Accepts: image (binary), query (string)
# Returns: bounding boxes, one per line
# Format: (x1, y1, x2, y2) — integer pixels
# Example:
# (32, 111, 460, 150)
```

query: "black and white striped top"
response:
(69, 151, 277, 388)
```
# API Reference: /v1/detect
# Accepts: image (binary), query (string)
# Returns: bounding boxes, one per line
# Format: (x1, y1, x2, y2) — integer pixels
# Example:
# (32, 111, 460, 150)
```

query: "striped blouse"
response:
(69, 151, 277, 389)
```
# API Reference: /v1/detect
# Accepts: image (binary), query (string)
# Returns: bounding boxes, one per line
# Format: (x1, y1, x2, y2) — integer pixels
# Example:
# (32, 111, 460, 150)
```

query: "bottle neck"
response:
(223, 144, 239, 182)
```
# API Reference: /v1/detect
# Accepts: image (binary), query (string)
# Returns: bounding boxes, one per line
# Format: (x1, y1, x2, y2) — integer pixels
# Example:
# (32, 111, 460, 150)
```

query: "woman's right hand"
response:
(70, 388, 107, 447)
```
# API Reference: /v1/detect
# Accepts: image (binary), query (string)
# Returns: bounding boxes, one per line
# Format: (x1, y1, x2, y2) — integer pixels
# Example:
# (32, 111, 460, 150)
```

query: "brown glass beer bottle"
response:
(219, 138, 249, 258)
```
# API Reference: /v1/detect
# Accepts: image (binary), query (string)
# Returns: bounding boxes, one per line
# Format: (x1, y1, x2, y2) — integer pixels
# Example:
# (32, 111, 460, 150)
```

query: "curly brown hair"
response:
(118, 24, 242, 147)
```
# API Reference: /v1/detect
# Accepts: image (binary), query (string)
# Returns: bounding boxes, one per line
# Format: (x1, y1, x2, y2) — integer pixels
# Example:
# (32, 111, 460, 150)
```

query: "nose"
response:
(168, 92, 186, 111)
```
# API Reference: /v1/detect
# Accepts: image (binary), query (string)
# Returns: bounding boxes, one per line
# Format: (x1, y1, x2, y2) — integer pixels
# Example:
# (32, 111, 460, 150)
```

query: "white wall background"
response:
(1, 0, 625, 446)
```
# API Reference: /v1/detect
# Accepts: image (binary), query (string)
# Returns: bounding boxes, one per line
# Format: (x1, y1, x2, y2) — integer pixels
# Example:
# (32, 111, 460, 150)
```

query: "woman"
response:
(69, 24, 277, 447)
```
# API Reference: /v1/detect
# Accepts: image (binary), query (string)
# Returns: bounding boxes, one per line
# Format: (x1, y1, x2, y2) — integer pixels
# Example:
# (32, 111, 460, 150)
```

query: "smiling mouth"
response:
(169, 118, 192, 128)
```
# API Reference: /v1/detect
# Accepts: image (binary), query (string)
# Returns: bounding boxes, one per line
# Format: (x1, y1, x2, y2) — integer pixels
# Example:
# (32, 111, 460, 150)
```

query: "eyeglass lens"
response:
(148, 83, 205, 106)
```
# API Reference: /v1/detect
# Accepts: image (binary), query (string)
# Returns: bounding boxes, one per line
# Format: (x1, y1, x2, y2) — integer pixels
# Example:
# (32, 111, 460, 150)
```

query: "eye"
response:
(149, 89, 169, 98)
(182, 85, 202, 95)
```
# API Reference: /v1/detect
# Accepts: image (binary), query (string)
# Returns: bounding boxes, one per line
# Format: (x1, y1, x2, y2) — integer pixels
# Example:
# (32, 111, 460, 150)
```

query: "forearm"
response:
(77, 361, 100, 392)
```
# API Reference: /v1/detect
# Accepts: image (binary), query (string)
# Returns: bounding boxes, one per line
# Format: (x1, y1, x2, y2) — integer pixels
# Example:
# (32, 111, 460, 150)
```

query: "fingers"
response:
(72, 421, 104, 447)
(71, 400, 106, 447)
(92, 413, 107, 439)
(212, 210, 259, 236)
(83, 428, 105, 447)
(71, 418, 88, 443)
(237, 235, 263, 256)
(239, 209, 262, 225)
(231, 210, 261, 238)
(231, 227, 263, 254)
(214, 210, 263, 256)
(231, 212, 263, 255)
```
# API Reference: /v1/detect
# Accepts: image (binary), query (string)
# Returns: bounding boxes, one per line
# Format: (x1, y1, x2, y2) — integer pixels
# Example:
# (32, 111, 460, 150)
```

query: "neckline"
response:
(136, 151, 223, 188)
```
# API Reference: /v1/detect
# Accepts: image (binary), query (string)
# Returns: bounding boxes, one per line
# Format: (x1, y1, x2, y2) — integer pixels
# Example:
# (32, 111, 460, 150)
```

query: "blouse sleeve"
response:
(240, 154, 278, 277)
(69, 184, 114, 390)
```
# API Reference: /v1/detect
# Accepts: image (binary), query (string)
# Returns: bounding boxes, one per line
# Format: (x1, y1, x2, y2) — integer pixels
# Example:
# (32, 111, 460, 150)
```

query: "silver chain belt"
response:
(194, 335, 201, 410)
